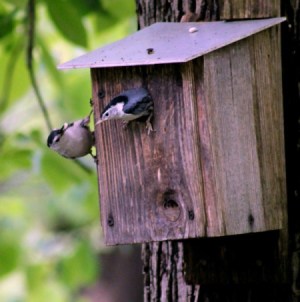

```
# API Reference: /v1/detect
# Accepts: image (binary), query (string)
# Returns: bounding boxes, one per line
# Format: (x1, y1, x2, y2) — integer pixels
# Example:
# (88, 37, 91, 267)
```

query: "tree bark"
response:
(138, 0, 300, 301)
(142, 241, 200, 301)
(281, 1, 300, 300)
(138, 2, 218, 300)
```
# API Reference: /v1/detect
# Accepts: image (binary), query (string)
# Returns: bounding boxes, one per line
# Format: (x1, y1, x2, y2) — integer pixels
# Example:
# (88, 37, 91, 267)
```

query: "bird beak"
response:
(61, 123, 69, 132)
(95, 119, 103, 126)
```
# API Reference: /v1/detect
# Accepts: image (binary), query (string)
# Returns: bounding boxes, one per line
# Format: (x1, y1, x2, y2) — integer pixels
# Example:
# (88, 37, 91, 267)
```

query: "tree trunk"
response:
(142, 241, 200, 301)
(137, 0, 300, 301)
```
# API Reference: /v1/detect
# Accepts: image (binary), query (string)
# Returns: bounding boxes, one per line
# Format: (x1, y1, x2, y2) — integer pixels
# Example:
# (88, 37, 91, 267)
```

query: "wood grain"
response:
(219, 0, 280, 20)
(250, 27, 286, 231)
(92, 27, 286, 245)
(136, 0, 219, 27)
(134, 1, 290, 299)
(202, 37, 266, 235)
(92, 64, 204, 244)
(136, 0, 280, 26)
(199, 27, 286, 236)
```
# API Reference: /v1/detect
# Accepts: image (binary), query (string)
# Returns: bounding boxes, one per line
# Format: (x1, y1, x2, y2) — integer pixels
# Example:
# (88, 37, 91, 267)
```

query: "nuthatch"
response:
(96, 88, 154, 134)
(47, 110, 95, 160)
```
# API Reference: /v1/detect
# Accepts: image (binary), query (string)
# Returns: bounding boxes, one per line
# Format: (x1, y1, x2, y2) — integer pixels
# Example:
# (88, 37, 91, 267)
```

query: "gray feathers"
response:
(100, 87, 153, 121)
(47, 113, 94, 159)
(122, 88, 153, 116)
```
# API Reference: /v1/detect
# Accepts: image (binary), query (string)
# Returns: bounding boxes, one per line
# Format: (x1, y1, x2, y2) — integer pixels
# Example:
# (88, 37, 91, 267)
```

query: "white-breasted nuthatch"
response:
(47, 110, 95, 160)
(96, 88, 154, 134)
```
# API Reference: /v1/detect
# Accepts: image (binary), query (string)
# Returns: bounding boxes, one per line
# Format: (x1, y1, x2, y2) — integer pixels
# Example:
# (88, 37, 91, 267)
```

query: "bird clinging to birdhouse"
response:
(47, 110, 95, 160)
(96, 88, 154, 134)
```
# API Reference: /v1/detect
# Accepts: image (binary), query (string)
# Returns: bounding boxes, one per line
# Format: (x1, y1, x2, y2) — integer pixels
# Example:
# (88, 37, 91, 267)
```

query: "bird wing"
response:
(122, 88, 153, 115)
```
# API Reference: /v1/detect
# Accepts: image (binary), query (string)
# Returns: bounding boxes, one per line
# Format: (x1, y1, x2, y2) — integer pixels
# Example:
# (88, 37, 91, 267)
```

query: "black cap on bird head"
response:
(47, 123, 68, 147)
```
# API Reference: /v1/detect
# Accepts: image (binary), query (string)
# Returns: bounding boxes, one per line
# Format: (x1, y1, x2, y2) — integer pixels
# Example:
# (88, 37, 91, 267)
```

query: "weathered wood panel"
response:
(135, 1, 290, 301)
(194, 27, 285, 236)
(251, 27, 286, 230)
(200, 29, 286, 234)
(219, 0, 280, 20)
(92, 26, 285, 245)
(92, 63, 204, 245)
(199, 39, 264, 236)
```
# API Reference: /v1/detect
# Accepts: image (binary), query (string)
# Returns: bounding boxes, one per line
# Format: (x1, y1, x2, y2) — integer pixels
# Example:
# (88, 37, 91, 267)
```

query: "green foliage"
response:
(0, 41, 30, 112)
(0, 0, 135, 301)
(57, 240, 98, 289)
(0, 9, 17, 39)
(0, 133, 32, 180)
(44, 0, 88, 47)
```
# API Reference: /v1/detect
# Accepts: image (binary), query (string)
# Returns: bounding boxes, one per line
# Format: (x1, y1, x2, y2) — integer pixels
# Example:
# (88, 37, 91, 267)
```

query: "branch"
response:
(26, 0, 53, 131)
(26, 0, 93, 174)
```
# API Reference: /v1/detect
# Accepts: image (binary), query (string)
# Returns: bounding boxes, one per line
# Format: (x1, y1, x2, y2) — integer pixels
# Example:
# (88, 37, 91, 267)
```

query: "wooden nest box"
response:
(59, 18, 287, 245)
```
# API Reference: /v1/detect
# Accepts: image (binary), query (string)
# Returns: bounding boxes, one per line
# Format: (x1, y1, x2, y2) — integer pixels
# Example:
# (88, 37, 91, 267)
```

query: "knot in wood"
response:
(161, 191, 181, 222)
(163, 199, 178, 209)
(107, 214, 114, 227)
(188, 210, 195, 221)
(248, 214, 255, 227)
(98, 90, 105, 99)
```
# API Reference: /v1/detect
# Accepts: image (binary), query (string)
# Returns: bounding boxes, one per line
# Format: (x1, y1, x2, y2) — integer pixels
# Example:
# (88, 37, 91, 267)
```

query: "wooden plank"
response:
(220, 0, 280, 20)
(193, 57, 226, 236)
(91, 28, 286, 244)
(92, 68, 147, 245)
(203, 38, 265, 235)
(201, 28, 285, 235)
(92, 63, 205, 245)
(250, 27, 287, 231)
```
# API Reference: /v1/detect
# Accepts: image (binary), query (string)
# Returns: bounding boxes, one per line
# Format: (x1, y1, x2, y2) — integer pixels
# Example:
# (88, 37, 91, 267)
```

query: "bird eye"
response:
(104, 112, 109, 117)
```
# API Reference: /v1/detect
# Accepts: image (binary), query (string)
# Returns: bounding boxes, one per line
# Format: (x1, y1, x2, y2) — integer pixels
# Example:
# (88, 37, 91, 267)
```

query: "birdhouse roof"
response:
(58, 17, 285, 69)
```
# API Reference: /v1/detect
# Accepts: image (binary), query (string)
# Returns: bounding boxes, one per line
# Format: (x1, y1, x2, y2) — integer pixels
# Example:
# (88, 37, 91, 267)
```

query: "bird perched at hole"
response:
(47, 110, 95, 160)
(96, 88, 154, 134)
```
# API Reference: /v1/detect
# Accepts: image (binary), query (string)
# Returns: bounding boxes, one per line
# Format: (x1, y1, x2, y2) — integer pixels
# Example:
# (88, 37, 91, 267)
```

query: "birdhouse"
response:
(59, 18, 287, 245)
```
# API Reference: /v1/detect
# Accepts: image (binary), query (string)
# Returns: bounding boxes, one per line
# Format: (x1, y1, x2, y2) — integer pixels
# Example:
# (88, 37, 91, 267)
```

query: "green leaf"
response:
(3, 0, 27, 8)
(27, 263, 50, 290)
(27, 278, 68, 302)
(0, 240, 20, 276)
(0, 209, 24, 277)
(90, 0, 125, 33)
(44, 0, 87, 47)
(61, 70, 92, 117)
(71, 0, 101, 16)
(37, 35, 63, 88)
(41, 150, 93, 192)
(0, 132, 34, 181)
(57, 240, 98, 289)
(0, 10, 17, 40)
(0, 148, 32, 180)
(100, 0, 135, 23)
(0, 196, 26, 218)
(0, 38, 30, 112)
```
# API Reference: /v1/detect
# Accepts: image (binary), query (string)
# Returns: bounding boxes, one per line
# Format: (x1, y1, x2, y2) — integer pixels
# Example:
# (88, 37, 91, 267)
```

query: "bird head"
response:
(96, 97, 126, 125)
(47, 123, 68, 148)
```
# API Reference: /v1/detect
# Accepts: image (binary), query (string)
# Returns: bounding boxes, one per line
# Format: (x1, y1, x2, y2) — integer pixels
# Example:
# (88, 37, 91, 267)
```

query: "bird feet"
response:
(121, 115, 154, 135)
(80, 110, 93, 128)
(145, 113, 155, 135)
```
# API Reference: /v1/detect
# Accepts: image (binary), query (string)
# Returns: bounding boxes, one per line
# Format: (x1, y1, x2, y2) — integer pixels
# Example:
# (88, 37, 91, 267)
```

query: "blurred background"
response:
(0, 0, 143, 301)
